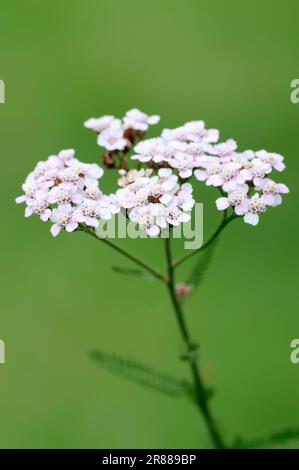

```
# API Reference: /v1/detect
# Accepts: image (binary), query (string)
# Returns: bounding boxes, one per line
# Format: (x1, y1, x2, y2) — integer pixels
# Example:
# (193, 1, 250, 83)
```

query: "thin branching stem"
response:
(80, 226, 168, 283)
(164, 236, 226, 449)
(173, 212, 237, 269)
(81, 215, 235, 447)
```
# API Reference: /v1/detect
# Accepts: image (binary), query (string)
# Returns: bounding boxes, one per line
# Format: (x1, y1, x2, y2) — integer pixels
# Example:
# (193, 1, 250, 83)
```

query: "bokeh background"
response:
(0, 0, 298, 448)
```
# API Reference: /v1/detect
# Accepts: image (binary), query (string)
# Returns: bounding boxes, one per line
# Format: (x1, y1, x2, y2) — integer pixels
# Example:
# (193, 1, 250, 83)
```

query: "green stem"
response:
(173, 213, 237, 269)
(80, 226, 167, 283)
(164, 236, 226, 449)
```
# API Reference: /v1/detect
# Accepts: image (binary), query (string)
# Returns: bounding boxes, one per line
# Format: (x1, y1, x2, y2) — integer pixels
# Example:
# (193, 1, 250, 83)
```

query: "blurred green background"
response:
(0, 0, 298, 449)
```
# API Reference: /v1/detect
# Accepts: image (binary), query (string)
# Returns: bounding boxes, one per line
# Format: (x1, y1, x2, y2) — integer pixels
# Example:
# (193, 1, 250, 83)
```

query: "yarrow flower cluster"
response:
(84, 108, 160, 152)
(128, 120, 289, 226)
(209, 150, 289, 225)
(16, 109, 289, 236)
(16, 149, 118, 236)
(116, 168, 195, 236)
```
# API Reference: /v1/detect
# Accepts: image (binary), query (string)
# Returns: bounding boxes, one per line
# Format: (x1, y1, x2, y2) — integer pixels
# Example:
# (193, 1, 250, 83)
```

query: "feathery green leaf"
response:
(111, 265, 155, 280)
(186, 239, 218, 292)
(90, 350, 194, 398)
(233, 427, 299, 449)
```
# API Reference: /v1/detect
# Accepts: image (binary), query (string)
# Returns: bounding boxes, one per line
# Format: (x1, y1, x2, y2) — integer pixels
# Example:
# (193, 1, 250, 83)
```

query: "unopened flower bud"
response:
(175, 283, 192, 298)
(102, 152, 115, 169)
(123, 128, 136, 144)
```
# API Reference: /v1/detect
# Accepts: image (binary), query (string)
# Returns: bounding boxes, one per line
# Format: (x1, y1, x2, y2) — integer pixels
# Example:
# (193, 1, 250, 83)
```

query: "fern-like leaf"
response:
(90, 350, 194, 399)
(111, 266, 155, 281)
(233, 427, 299, 449)
(186, 239, 217, 292)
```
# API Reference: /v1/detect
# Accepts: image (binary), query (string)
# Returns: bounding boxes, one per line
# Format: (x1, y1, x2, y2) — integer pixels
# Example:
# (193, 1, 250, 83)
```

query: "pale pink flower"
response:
(195, 160, 244, 191)
(33, 161, 61, 187)
(83, 184, 103, 201)
(211, 139, 237, 162)
(240, 158, 272, 186)
(162, 126, 189, 143)
(84, 116, 115, 133)
(176, 183, 195, 212)
(164, 204, 191, 226)
(194, 159, 223, 186)
(175, 283, 192, 298)
(24, 193, 51, 221)
(16, 180, 49, 205)
(48, 183, 83, 205)
(157, 168, 178, 192)
(243, 194, 266, 226)
(131, 138, 165, 163)
(256, 178, 289, 207)
(101, 194, 120, 216)
(129, 204, 163, 236)
(123, 108, 160, 131)
(97, 119, 128, 151)
(117, 169, 194, 235)
(73, 200, 101, 227)
(68, 159, 104, 181)
(60, 167, 84, 188)
(163, 141, 188, 160)
(50, 204, 78, 236)
(168, 152, 196, 179)
(255, 150, 285, 172)
(116, 177, 151, 209)
(117, 168, 153, 187)
(220, 162, 245, 192)
(60, 161, 103, 188)
(216, 186, 249, 215)
(57, 148, 76, 164)
(183, 120, 219, 143)
(232, 149, 255, 167)
(187, 142, 208, 158)
(163, 182, 194, 211)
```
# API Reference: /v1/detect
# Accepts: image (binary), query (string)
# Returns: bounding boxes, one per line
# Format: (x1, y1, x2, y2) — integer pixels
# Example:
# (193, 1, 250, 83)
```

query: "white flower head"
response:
(129, 204, 162, 236)
(117, 168, 153, 187)
(58, 148, 76, 163)
(216, 185, 249, 215)
(48, 183, 83, 205)
(210, 139, 237, 161)
(17, 114, 289, 237)
(255, 150, 285, 172)
(24, 192, 51, 221)
(243, 194, 267, 226)
(50, 204, 78, 236)
(131, 138, 165, 163)
(84, 116, 115, 133)
(220, 161, 245, 192)
(162, 126, 189, 143)
(183, 120, 219, 143)
(123, 108, 160, 131)
(194, 158, 223, 187)
(256, 178, 289, 207)
(240, 158, 272, 185)
(117, 169, 194, 236)
(73, 200, 102, 227)
(168, 152, 196, 179)
(97, 119, 128, 151)
(16, 150, 109, 234)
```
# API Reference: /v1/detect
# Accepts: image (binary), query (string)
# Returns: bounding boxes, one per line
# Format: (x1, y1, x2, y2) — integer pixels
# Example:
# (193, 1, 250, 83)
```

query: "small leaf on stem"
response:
(111, 265, 155, 280)
(186, 238, 218, 293)
(90, 350, 195, 399)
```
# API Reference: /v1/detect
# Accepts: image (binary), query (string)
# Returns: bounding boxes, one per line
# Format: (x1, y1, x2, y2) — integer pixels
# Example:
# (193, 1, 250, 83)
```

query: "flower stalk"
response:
(164, 235, 226, 449)
(173, 212, 237, 269)
(79, 225, 168, 283)
(80, 221, 229, 448)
